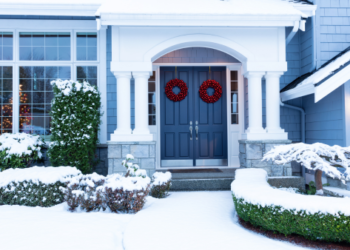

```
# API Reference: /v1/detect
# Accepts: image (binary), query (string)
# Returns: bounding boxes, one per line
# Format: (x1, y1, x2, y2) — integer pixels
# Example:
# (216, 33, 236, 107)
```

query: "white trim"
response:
(315, 65, 350, 103)
(153, 63, 243, 170)
(98, 27, 107, 144)
(0, 4, 100, 17)
(280, 83, 315, 102)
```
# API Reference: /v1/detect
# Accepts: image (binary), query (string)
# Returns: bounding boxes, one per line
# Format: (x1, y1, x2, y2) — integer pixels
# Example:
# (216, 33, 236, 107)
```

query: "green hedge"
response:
(233, 195, 350, 243)
(0, 181, 65, 207)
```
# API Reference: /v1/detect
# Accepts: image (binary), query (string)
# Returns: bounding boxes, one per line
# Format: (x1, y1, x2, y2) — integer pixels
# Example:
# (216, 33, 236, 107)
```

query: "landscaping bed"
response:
(232, 169, 350, 243)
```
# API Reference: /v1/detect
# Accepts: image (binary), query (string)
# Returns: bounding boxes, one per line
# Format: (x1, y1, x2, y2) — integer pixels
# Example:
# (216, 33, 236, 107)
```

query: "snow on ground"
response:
(0, 203, 133, 250)
(124, 191, 308, 250)
(0, 191, 310, 250)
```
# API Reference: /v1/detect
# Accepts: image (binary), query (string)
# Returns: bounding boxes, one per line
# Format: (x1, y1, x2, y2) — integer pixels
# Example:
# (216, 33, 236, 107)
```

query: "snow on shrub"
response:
(0, 133, 45, 171)
(150, 172, 172, 198)
(121, 154, 147, 178)
(63, 173, 151, 213)
(0, 166, 81, 207)
(232, 169, 350, 243)
(263, 143, 350, 195)
(48, 79, 102, 174)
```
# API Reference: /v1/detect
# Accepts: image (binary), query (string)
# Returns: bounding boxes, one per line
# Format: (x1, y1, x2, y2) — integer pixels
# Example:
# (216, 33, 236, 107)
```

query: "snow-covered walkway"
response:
(124, 191, 307, 250)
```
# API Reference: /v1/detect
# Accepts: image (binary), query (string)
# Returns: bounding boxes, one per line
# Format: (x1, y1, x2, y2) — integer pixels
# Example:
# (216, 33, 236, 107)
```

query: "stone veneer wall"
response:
(108, 141, 156, 176)
(239, 140, 292, 176)
(30, 145, 109, 176)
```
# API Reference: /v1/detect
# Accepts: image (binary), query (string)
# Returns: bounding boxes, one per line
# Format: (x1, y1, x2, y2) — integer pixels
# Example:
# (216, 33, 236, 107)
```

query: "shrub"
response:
(48, 79, 102, 174)
(0, 133, 45, 171)
(64, 173, 151, 213)
(0, 166, 81, 207)
(233, 196, 350, 243)
(232, 168, 350, 243)
(150, 172, 172, 198)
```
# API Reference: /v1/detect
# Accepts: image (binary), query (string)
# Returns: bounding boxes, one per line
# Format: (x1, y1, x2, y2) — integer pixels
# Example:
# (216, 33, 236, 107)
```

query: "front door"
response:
(160, 67, 228, 167)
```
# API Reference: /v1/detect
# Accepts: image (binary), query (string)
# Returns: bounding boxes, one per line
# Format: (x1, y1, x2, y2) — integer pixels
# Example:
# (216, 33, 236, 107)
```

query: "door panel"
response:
(160, 66, 228, 167)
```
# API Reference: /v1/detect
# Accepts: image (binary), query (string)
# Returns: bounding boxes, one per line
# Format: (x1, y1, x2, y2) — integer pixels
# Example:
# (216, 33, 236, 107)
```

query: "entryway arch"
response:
(144, 34, 253, 64)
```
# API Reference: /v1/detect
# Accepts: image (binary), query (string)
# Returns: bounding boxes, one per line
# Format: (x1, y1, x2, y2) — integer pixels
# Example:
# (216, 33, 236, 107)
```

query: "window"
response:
(148, 71, 156, 125)
(0, 66, 13, 134)
(77, 66, 97, 86)
(230, 71, 238, 124)
(19, 66, 71, 139)
(0, 32, 13, 60)
(19, 32, 71, 61)
(76, 33, 97, 61)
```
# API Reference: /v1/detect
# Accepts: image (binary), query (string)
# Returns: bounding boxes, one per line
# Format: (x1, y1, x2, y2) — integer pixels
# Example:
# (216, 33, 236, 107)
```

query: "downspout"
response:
(280, 100, 306, 178)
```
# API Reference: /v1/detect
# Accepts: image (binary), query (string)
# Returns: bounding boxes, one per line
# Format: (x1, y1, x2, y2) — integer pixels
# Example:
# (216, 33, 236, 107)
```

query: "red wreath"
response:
(165, 79, 188, 102)
(199, 79, 222, 103)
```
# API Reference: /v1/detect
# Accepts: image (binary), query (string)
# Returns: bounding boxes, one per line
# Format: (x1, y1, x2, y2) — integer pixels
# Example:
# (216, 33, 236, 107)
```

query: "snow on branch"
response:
(263, 143, 350, 182)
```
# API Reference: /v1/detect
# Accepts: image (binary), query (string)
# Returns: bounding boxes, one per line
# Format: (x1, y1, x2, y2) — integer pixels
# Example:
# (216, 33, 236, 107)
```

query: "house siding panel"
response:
(302, 86, 345, 146)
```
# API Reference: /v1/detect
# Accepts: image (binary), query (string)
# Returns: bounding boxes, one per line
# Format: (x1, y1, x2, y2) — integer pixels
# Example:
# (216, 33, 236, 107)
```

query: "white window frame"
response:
(0, 20, 107, 143)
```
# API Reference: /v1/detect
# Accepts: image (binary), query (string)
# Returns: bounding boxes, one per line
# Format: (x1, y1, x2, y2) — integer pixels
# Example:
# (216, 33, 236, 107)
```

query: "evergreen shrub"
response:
(150, 172, 172, 198)
(233, 195, 350, 243)
(0, 133, 44, 171)
(0, 180, 65, 207)
(48, 80, 101, 174)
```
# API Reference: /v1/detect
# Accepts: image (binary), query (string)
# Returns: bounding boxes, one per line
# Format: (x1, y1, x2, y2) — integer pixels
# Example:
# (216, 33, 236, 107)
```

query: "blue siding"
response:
(302, 86, 345, 146)
(317, 0, 350, 68)
(300, 17, 314, 74)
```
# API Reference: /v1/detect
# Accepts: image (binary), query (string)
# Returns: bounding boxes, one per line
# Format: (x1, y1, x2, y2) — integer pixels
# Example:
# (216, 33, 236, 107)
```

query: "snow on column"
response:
(113, 71, 132, 136)
(265, 72, 287, 139)
(245, 72, 266, 135)
(132, 71, 153, 140)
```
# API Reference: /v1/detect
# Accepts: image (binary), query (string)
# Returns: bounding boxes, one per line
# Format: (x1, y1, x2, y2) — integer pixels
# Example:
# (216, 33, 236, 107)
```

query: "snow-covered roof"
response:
(281, 46, 350, 102)
(96, 0, 311, 16)
(0, 0, 316, 18)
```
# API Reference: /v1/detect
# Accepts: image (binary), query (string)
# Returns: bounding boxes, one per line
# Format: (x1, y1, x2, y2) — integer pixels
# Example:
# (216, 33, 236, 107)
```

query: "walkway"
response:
(123, 191, 308, 250)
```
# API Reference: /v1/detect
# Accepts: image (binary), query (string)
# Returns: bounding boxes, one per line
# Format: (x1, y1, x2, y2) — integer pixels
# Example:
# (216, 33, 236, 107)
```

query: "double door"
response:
(160, 67, 228, 167)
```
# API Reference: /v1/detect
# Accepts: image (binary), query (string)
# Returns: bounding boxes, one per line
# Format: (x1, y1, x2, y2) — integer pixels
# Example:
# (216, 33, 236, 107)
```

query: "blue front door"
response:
(160, 67, 228, 167)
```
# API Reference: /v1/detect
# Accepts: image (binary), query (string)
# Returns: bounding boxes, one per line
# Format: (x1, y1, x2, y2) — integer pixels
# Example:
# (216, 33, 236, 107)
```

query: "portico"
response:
(95, 0, 316, 174)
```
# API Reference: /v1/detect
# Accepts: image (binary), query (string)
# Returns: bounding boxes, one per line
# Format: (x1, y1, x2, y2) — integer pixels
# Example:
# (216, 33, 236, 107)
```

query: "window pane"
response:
(19, 66, 71, 139)
(148, 93, 156, 104)
(148, 73, 156, 125)
(19, 32, 71, 61)
(231, 114, 238, 124)
(76, 66, 97, 86)
(76, 33, 97, 61)
(149, 104, 156, 115)
(231, 71, 238, 81)
(231, 93, 238, 103)
(0, 66, 13, 134)
(231, 103, 238, 113)
(231, 82, 238, 91)
(148, 82, 155, 92)
(149, 115, 156, 125)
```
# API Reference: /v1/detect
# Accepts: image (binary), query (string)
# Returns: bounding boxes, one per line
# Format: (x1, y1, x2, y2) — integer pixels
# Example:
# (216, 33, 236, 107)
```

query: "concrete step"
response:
(170, 178, 234, 191)
(169, 176, 305, 191)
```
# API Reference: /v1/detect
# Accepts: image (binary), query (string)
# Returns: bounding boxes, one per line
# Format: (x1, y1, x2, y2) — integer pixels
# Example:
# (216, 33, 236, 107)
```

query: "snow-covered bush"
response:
(232, 169, 350, 243)
(263, 143, 350, 195)
(150, 172, 172, 198)
(48, 79, 101, 174)
(0, 133, 45, 171)
(0, 166, 81, 207)
(121, 154, 147, 178)
(63, 173, 150, 213)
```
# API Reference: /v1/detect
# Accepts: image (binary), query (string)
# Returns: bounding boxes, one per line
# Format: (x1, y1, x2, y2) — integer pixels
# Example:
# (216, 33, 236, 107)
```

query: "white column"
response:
(133, 71, 153, 141)
(112, 71, 132, 139)
(265, 72, 288, 139)
(245, 72, 266, 135)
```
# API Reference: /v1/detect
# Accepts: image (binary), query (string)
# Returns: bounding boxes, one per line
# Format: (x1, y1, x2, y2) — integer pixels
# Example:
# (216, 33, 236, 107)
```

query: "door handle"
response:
(195, 121, 198, 140)
(189, 121, 193, 140)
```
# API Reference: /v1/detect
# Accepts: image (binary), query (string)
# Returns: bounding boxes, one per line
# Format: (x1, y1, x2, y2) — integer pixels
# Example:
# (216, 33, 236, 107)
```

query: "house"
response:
(2, 0, 341, 180)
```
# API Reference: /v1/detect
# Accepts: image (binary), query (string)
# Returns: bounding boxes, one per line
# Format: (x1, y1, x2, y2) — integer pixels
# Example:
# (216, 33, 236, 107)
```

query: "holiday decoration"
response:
(199, 79, 222, 103)
(165, 79, 188, 102)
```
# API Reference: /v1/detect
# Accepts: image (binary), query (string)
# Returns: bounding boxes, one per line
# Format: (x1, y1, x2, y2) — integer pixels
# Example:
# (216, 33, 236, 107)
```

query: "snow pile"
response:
(101, 174, 150, 192)
(0, 166, 81, 187)
(231, 168, 350, 216)
(0, 133, 44, 158)
(51, 79, 98, 96)
(263, 143, 350, 183)
(277, 187, 299, 194)
(152, 172, 172, 186)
